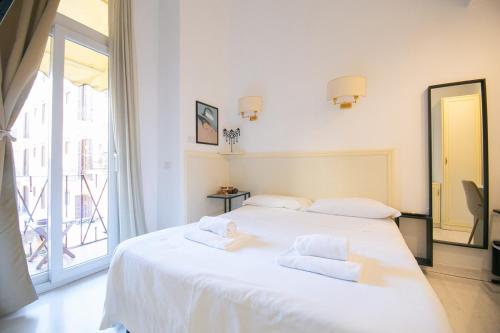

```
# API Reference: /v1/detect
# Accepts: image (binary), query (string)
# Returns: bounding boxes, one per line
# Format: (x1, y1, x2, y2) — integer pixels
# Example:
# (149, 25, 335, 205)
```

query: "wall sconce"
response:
(239, 96, 262, 121)
(327, 76, 366, 109)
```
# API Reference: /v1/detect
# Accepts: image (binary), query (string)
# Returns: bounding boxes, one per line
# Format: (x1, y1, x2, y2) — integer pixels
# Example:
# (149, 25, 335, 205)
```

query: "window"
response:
(12, 0, 113, 285)
(77, 85, 91, 121)
(75, 195, 92, 219)
(63, 38, 109, 269)
(22, 186, 29, 213)
(23, 149, 29, 176)
(41, 103, 46, 124)
(23, 113, 29, 139)
(41, 146, 46, 167)
(41, 190, 46, 210)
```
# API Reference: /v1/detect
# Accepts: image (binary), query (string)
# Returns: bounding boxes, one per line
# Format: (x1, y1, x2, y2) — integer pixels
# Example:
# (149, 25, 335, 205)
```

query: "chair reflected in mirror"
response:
(462, 180, 484, 245)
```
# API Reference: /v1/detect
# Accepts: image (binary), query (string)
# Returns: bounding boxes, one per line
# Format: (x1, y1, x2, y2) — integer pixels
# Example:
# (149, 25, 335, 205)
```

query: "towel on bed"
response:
(199, 216, 238, 238)
(277, 249, 361, 282)
(184, 230, 249, 250)
(293, 234, 348, 261)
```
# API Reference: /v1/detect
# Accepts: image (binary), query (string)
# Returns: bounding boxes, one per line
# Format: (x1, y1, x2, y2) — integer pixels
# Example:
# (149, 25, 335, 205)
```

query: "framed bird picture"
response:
(196, 101, 219, 145)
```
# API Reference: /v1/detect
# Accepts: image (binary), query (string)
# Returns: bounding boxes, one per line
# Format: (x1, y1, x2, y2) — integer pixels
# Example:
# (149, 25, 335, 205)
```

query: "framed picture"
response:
(196, 101, 219, 145)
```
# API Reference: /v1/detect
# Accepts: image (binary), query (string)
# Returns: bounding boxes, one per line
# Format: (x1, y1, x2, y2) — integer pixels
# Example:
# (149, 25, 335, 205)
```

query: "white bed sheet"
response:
(100, 206, 452, 333)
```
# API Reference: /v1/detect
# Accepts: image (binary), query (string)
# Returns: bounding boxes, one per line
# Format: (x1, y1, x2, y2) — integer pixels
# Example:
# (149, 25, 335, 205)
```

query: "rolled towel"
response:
(277, 249, 361, 282)
(184, 230, 248, 250)
(294, 234, 348, 261)
(199, 216, 238, 238)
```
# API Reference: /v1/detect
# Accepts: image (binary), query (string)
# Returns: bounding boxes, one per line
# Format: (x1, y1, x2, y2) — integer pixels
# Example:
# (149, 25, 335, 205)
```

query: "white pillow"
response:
(242, 194, 312, 210)
(307, 197, 401, 219)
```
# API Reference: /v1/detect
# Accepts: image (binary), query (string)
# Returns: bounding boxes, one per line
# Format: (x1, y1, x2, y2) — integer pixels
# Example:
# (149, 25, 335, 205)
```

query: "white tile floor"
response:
(0, 271, 123, 333)
(1, 270, 499, 333)
(425, 271, 500, 333)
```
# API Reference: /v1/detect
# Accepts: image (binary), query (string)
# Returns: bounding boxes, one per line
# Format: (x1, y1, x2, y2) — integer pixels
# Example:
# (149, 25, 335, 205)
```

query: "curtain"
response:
(109, 0, 147, 241)
(0, 0, 60, 316)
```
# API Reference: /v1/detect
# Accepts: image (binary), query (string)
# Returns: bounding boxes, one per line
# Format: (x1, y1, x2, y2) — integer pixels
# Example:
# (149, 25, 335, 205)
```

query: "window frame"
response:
(30, 11, 117, 292)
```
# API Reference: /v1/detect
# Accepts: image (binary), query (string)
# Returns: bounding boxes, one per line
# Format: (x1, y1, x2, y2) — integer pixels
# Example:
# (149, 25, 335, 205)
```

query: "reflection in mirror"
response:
(429, 80, 488, 248)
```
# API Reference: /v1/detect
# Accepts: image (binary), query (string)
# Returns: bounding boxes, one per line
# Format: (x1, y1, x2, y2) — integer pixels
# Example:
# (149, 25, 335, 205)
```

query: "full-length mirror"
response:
(428, 79, 489, 248)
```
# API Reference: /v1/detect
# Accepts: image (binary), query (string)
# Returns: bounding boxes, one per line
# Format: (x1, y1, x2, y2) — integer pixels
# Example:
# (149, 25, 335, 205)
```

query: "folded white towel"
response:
(199, 216, 238, 238)
(277, 249, 361, 282)
(293, 234, 348, 261)
(184, 230, 248, 250)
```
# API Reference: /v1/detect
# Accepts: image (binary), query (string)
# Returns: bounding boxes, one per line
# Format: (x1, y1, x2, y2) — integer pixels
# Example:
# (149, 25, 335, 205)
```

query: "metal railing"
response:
(17, 173, 108, 257)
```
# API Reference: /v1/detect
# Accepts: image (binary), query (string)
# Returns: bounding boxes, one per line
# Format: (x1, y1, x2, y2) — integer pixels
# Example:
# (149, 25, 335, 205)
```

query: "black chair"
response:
(462, 180, 484, 245)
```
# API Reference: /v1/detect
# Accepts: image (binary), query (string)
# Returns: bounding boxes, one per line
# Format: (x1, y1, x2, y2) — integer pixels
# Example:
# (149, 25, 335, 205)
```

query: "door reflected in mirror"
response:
(428, 80, 488, 248)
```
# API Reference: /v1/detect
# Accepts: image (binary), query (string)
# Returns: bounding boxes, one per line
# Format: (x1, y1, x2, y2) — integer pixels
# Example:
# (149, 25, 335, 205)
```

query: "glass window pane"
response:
(12, 37, 52, 276)
(62, 39, 109, 269)
(57, 0, 108, 36)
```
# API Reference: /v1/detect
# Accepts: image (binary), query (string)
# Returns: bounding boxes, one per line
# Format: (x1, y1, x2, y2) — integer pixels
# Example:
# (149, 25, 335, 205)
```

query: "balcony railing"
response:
(17, 173, 108, 272)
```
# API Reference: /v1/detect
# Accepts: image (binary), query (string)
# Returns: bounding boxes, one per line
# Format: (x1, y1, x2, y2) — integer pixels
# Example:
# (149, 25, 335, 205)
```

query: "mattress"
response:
(100, 205, 452, 333)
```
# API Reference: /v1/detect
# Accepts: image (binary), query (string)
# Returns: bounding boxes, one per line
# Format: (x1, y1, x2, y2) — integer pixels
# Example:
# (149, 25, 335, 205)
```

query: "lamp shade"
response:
(327, 76, 366, 102)
(239, 96, 262, 113)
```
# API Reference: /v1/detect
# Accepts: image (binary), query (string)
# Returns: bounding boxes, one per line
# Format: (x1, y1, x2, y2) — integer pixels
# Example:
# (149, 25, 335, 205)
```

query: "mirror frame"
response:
(427, 79, 489, 249)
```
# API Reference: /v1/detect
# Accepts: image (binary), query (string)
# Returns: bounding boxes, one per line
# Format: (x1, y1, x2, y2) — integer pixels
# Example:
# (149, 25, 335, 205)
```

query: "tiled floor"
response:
(1, 270, 499, 333)
(425, 271, 500, 333)
(0, 271, 123, 333)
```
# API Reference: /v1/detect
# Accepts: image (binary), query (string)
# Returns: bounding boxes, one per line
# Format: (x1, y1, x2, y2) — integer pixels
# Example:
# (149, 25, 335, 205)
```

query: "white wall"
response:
(221, 0, 500, 270)
(224, 0, 500, 214)
(156, 0, 185, 229)
(132, 0, 160, 232)
(179, 0, 232, 153)
(185, 152, 229, 223)
(139, 0, 500, 270)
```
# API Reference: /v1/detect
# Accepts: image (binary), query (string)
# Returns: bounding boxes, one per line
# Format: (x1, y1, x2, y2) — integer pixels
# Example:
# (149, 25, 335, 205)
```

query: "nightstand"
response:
(395, 212, 433, 266)
(207, 191, 251, 213)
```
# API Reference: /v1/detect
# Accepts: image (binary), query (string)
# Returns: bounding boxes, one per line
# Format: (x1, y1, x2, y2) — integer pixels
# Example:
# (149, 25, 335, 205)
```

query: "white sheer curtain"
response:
(0, 0, 60, 316)
(109, 0, 147, 241)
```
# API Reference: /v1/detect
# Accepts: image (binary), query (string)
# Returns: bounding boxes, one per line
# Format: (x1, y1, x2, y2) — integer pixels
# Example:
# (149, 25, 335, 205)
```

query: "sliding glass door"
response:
(61, 38, 110, 270)
(12, 12, 116, 289)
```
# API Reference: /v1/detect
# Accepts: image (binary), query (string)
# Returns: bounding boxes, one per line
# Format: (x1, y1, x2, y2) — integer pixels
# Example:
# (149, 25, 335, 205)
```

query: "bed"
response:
(100, 205, 452, 333)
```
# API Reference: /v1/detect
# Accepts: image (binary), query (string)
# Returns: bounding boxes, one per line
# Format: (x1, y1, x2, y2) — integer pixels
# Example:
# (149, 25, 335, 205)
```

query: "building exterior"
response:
(12, 71, 109, 262)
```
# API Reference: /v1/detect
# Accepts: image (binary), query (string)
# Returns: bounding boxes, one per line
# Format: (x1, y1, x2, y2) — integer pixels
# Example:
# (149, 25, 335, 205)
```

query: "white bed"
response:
(100, 205, 452, 333)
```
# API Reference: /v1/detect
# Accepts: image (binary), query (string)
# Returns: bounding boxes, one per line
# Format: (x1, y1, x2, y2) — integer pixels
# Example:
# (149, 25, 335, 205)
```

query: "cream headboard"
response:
(228, 150, 394, 205)
(184, 150, 394, 223)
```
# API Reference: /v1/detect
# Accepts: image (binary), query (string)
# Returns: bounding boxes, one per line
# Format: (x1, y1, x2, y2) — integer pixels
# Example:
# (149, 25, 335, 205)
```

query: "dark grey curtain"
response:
(0, 0, 60, 316)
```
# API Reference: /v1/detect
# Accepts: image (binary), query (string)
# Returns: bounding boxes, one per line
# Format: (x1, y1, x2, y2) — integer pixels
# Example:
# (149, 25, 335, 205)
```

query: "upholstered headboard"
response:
(228, 150, 394, 205)
(184, 150, 394, 223)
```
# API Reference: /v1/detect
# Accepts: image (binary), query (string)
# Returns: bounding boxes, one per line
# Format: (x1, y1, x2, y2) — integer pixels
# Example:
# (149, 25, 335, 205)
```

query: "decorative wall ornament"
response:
(223, 128, 240, 152)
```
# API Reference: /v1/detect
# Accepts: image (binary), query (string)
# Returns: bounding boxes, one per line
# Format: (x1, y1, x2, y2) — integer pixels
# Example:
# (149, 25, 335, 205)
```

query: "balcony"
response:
(18, 174, 108, 275)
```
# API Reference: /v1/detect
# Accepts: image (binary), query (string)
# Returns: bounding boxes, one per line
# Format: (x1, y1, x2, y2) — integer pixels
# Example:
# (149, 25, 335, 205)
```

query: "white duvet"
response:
(100, 206, 452, 333)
